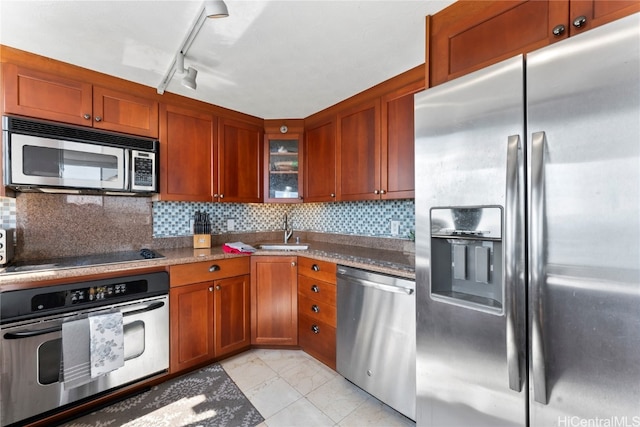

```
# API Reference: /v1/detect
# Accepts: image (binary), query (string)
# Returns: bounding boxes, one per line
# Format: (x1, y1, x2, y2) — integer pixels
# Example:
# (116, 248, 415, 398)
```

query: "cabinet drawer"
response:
(298, 293, 336, 327)
(298, 275, 336, 306)
(297, 257, 336, 283)
(298, 314, 336, 370)
(170, 257, 250, 286)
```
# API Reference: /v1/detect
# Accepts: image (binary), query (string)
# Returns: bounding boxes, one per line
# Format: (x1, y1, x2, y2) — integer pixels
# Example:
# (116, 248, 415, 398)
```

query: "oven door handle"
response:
(120, 300, 165, 317)
(3, 300, 166, 340)
(4, 325, 62, 339)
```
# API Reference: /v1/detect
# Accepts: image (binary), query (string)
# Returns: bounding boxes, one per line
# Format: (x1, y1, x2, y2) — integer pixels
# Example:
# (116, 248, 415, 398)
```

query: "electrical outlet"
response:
(189, 219, 195, 234)
(391, 220, 400, 236)
(227, 218, 235, 232)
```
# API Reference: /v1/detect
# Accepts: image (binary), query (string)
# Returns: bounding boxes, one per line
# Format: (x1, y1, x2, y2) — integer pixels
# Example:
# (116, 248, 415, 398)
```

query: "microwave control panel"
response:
(131, 150, 156, 190)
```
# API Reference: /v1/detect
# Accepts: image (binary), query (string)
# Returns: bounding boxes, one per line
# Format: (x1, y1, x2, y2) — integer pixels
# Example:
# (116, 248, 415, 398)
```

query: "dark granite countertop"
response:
(0, 241, 415, 290)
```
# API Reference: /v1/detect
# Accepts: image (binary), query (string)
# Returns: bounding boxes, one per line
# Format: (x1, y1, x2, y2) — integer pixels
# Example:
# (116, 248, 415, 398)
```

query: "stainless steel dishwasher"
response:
(336, 265, 416, 420)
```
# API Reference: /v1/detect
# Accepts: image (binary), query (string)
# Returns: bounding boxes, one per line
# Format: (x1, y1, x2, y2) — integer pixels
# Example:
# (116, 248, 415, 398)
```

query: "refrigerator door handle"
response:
(531, 130, 548, 404)
(505, 134, 522, 392)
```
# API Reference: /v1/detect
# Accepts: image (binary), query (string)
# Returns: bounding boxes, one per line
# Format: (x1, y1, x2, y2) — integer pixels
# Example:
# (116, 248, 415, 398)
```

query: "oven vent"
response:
(3, 116, 157, 151)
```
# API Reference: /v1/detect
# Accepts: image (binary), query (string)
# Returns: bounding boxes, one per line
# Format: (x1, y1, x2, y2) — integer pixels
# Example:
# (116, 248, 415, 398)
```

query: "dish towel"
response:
(223, 241, 256, 254)
(61, 317, 92, 390)
(89, 311, 124, 378)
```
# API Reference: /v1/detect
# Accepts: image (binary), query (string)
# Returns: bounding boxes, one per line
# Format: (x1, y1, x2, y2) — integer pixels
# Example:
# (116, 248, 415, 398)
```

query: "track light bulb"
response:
(182, 67, 198, 90)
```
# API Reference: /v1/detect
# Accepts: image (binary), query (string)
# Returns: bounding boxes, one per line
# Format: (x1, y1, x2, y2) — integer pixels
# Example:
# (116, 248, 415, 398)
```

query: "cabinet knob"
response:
(552, 24, 566, 36)
(311, 325, 320, 334)
(213, 193, 219, 198)
(208, 286, 214, 292)
(311, 304, 320, 313)
(380, 189, 386, 195)
(311, 284, 320, 293)
(572, 15, 587, 28)
(291, 261, 297, 267)
(209, 264, 220, 272)
(219, 194, 224, 199)
(215, 285, 221, 291)
(374, 190, 379, 195)
(312, 264, 320, 272)
(83, 113, 91, 120)
(94, 116, 102, 122)
(330, 193, 335, 198)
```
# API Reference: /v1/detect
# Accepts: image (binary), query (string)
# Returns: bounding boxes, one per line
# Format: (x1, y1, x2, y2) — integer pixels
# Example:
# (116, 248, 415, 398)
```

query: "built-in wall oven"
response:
(0, 271, 169, 426)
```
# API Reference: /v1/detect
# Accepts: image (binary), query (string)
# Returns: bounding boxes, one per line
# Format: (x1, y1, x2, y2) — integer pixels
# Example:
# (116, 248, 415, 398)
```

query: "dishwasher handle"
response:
(341, 276, 414, 295)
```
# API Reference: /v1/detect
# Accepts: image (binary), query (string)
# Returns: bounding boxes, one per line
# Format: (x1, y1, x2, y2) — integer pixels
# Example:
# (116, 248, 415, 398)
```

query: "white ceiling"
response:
(0, 0, 455, 119)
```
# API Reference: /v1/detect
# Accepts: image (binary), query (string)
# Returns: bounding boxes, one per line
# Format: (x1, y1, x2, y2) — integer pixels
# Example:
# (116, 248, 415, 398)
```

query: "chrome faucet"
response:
(283, 213, 293, 243)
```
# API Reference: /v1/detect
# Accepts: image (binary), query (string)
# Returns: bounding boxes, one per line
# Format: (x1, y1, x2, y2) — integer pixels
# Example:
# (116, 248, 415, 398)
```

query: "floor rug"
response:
(61, 363, 265, 427)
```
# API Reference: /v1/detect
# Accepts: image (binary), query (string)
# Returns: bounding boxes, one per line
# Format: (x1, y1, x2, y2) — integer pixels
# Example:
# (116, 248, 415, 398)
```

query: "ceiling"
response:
(0, 0, 455, 119)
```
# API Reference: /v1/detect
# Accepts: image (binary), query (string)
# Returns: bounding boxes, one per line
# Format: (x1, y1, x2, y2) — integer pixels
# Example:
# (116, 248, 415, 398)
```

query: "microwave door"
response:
(11, 135, 126, 190)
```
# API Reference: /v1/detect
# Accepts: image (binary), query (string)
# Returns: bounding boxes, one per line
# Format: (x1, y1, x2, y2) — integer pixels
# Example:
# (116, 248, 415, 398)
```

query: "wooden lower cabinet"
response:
(250, 256, 298, 346)
(169, 258, 251, 374)
(169, 281, 214, 373)
(297, 257, 337, 369)
(214, 274, 251, 355)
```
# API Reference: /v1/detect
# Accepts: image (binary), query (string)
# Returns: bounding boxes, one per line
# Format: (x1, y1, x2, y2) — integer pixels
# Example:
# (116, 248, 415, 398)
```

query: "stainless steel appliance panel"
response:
(336, 266, 416, 420)
(526, 14, 640, 425)
(415, 56, 526, 426)
(10, 134, 126, 190)
(0, 295, 169, 426)
(415, 12, 640, 427)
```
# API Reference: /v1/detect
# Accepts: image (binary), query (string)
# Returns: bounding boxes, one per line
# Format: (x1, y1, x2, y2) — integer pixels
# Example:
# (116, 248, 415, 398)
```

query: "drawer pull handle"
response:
(312, 264, 320, 272)
(311, 325, 320, 334)
(311, 285, 320, 293)
(311, 304, 320, 313)
(209, 265, 220, 272)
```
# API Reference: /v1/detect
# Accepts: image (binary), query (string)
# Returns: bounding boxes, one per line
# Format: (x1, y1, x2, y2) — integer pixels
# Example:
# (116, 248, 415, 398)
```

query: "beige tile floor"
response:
(220, 348, 416, 427)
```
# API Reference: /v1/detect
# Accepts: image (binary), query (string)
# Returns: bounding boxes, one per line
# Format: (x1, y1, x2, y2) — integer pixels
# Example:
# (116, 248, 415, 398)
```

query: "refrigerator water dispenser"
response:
(430, 206, 503, 313)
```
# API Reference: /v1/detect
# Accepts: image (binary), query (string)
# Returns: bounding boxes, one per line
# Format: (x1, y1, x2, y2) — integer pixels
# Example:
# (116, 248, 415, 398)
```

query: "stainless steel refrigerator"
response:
(414, 13, 640, 427)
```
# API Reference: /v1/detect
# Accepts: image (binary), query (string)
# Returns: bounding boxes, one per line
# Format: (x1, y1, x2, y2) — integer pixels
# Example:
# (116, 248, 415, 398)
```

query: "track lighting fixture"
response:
(176, 53, 198, 90)
(157, 0, 229, 94)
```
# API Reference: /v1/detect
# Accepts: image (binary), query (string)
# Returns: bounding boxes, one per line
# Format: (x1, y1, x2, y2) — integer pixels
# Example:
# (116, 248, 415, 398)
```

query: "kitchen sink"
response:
(259, 243, 309, 251)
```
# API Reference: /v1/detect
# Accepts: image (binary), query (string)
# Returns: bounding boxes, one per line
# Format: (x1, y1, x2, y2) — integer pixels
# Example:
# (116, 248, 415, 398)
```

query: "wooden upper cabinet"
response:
(304, 117, 337, 203)
(3, 64, 159, 137)
(337, 99, 381, 201)
(158, 103, 215, 202)
(92, 86, 158, 138)
(218, 118, 263, 203)
(429, 0, 640, 87)
(3, 64, 93, 126)
(430, 1, 566, 87)
(568, 0, 640, 36)
(380, 80, 423, 200)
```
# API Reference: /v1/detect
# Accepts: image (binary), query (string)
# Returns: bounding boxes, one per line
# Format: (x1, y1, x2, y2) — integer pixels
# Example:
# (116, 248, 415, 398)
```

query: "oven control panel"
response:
(1, 271, 169, 324)
(31, 280, 147, 312)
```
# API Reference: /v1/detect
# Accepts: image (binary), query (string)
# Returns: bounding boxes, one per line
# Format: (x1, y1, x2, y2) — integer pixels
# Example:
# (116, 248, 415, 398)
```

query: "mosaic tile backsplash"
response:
(0, 194, 415, 260)
(153, 199, 415, 239)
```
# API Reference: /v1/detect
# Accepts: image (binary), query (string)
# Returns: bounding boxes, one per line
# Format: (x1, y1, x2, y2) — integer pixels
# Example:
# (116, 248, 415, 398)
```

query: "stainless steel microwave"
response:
(2, 116, 158, 195)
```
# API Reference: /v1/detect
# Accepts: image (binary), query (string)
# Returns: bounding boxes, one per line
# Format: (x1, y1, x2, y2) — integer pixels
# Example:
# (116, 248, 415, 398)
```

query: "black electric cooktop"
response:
(0, 248, 164, 274)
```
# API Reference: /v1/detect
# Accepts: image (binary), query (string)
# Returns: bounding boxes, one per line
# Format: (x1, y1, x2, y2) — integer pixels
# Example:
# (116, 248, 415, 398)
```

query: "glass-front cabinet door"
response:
(264, 134, 303, 203)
